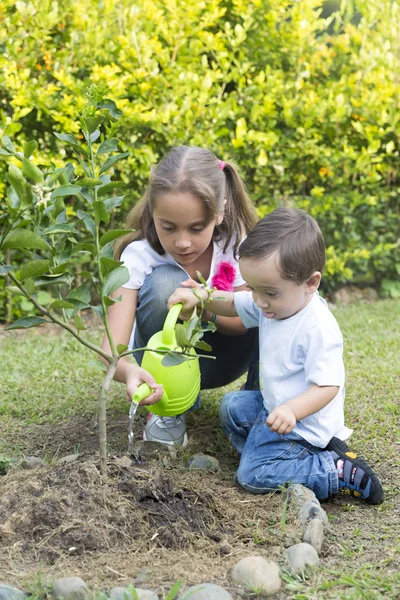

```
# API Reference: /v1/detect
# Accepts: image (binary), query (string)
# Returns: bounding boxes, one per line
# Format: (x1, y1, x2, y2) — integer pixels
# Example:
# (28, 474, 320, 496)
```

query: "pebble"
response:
(24, 456, 43, 469)
(179, 584, 232, 600)
(303, 518, 324, 554)
(231, 556, 281, 597)
(288, 484, 328, 525)
(283, 543, 320, 573)
(186, 454, 220, 471)
(0, 584, 27, 600)
(52, 577, 89, 600)
(110, 588, 158, 600)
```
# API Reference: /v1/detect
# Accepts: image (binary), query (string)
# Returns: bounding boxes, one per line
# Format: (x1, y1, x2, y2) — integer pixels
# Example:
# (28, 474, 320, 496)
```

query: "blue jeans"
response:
(133, 265, 258, 390)
(219, 390, 339, 500)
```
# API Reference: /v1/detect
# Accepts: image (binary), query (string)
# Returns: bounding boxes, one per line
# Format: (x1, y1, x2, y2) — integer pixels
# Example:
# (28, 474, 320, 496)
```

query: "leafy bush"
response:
(1, 0, 399, 318)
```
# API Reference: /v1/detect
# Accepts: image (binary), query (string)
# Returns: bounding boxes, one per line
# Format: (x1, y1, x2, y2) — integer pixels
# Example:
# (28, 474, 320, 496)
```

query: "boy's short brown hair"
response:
(239, 207, 326, 284)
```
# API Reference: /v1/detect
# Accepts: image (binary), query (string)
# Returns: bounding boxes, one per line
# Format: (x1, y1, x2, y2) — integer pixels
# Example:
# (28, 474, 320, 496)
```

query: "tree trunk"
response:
(99, 360, 118, 476)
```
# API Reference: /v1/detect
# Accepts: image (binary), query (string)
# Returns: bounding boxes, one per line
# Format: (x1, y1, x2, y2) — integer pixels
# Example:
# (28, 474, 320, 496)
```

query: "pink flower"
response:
(211, 261, 236, 291)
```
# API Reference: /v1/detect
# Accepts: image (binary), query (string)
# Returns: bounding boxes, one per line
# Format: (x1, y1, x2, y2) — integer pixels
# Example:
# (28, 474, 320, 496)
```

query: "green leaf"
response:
(42, 224, 79, 235)
(23, 140, 38, 158)
(54, 132, 88, 156)
(175, 323, 191, 348)
(97, 138, 120, 155)
(51, 185, 82, 199)
(161, 352, 186, 367)
(35, 273, 74, 287)
(3, 136, 15, 154)
(86, 116, 103, 134)
(78, 177, 103, 187)
(6, 286, 25, 296)
(74, 315, 87, 331)
(194, 340, 212, 352)
(117, 344, 128, 354)
(99, 152, 129, 175)
(185, 314, 200, 340)
(97, 181, 126, 197)
(99, 229, 130, 247)
(0, 265, 13, 275)
(103, 266, 130, 297)
(100, 257, 123, 277)
(19, 259, 50, 281)
(89, 129, 101, 143)
(93, 201, 110, 224)
(68, 284, 91, 305)
(196, 271, 207, 287)
(0, 148, 12, 156)
(104, 196, 124, 211)
(50, 300, 75, 309)
(3, 229, 51, 251)
(76, 210, 96, 237)
(97, 99, 123, 119)
(5, 316, 48, 330)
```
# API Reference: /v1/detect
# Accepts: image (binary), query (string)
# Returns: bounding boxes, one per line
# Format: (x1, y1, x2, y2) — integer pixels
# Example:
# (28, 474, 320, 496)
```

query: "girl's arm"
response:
(177, 280, 247, 336)
(266, 384, 340, 434)
(101, 287, 163, 404)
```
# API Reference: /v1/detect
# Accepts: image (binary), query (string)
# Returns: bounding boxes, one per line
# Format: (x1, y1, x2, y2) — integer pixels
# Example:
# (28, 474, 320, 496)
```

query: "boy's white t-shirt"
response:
(234, 291, 352, 448)
(120, 237, 245, 290)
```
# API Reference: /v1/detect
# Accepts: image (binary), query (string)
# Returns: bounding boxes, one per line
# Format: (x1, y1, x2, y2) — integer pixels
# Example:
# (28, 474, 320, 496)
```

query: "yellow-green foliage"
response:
(1, 0, 399, 290)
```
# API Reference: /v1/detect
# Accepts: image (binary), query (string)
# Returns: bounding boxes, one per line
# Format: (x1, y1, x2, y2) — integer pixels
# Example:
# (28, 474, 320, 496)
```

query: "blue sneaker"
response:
(327, 437, 384, 505)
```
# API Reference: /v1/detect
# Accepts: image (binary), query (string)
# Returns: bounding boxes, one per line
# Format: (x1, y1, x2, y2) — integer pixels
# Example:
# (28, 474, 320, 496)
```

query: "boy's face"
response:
(239, 252, 321, 321)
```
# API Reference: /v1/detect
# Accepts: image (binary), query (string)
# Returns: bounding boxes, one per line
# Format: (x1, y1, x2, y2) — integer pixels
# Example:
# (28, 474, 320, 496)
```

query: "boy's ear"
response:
(306, 271, 321, 293)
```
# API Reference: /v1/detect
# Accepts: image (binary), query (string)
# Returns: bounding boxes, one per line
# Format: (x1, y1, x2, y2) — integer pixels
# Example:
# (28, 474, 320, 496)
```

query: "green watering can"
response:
(132, 303, 201, 416)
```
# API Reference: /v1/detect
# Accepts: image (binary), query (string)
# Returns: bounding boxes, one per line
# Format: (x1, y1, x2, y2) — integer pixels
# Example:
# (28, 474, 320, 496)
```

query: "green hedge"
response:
(1, 0, 399, 299)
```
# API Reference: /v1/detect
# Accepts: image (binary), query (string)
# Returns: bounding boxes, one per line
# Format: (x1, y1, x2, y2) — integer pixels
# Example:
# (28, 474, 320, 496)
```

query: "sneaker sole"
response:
(327, 437, 384, 505)
(143, 430, 188, 447)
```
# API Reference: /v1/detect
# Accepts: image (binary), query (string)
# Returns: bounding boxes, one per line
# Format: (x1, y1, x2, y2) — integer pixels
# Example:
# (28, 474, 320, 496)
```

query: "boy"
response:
(168, 207, 383, 504)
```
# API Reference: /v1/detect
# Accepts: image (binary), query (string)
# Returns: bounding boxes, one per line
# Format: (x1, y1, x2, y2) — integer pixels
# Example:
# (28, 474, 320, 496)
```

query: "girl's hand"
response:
(266, 405, 297, 434)
(126, 366, 164, 405)
(180, 279, 214, 322)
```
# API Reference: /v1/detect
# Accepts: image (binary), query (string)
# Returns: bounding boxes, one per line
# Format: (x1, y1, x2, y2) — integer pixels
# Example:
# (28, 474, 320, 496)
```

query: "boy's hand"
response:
(168, 283, 207, 321)
(126, 366, 164, 405)
(266, 405, 297, 434)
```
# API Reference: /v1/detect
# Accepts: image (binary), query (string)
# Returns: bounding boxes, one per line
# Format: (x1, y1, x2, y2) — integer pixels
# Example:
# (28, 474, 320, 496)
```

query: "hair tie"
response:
(218, 159, 225, 170)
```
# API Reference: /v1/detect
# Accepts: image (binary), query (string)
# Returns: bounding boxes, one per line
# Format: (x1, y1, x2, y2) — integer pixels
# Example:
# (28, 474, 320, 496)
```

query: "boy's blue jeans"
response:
(220, 390, 339, 500)
(133, 264, 258, 390)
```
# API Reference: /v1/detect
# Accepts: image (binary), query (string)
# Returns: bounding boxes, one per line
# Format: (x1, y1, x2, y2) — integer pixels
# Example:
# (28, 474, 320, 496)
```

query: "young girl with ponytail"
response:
(102, 146, 258, 445)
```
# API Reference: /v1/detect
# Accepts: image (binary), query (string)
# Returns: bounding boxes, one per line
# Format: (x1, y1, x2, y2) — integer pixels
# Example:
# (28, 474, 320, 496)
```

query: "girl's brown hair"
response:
(115, 146, 257, 259)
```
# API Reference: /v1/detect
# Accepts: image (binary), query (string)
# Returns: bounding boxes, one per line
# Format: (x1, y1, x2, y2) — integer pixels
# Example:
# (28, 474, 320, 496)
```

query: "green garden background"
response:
(1, 0, 399, 321)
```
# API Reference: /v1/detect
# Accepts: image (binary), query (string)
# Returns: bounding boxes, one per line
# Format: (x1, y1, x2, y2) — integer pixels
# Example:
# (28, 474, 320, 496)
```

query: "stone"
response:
(179, 584, 232, 600)
(24, 455, 43, 469)
(186, 454, 220, 471)
(57, 454, 79, 465)
(52, 577, 89, 600)
(283, 543, 320, 573)
(0, 584, 27, 600)
(298, 500, 328, 526)
(110, 589, 158, 600)
(288, 484, 328, 525)
(303, 518, 324, 554)
(231, 556, 281, 597)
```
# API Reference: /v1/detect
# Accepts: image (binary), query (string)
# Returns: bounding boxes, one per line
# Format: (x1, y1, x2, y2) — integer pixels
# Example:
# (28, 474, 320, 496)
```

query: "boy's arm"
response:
(267, 384, 339, 434)
(168, 287, 238, 318)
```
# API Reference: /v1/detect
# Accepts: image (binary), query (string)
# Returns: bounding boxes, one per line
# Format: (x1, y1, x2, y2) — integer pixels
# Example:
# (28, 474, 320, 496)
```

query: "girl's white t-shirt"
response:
(120, 237, 245, 290)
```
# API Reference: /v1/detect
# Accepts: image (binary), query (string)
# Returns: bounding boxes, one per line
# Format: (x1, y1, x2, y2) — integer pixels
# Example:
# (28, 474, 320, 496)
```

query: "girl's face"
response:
(153, 192, 220, 266)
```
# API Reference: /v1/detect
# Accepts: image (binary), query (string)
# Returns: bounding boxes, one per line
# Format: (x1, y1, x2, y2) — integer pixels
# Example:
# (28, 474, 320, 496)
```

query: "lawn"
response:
(0, 299, 399, 599)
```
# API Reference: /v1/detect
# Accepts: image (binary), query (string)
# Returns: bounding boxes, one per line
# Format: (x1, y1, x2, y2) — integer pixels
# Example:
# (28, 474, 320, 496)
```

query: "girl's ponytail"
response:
(216, 161, 258, 255)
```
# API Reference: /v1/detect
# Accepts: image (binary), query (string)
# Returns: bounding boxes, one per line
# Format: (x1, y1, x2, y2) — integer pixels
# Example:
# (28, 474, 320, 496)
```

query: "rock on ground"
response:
(179, 583, 232, 600)
(52, 577, 89, 600)
(231, 556, 281, 597)
(0, 584, 27, 600)
(283, 543, 320, 573)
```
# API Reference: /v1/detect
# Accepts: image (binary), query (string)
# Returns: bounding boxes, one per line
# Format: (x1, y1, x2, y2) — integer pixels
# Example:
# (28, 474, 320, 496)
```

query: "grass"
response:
(0, 298, 399, 598)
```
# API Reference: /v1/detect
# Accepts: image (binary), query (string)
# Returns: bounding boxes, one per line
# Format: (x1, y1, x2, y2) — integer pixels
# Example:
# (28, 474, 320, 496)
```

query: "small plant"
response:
(0, 86, 214, 475)
(0, 454, 12, 474)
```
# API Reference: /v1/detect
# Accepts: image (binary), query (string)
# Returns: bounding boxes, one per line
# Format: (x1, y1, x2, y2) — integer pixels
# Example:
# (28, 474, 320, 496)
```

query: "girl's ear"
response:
(306, 272, 321, 293)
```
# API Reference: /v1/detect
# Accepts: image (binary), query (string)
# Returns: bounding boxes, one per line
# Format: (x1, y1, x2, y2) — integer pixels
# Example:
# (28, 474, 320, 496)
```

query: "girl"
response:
(102, 146, 258, 446)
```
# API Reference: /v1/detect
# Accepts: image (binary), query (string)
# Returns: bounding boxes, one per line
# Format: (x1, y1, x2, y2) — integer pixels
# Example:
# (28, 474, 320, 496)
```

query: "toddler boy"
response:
(168, 207, 383, 504)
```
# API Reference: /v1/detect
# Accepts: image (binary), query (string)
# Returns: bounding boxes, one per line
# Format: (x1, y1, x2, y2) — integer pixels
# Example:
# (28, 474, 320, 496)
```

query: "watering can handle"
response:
(162, 302, 183, 345)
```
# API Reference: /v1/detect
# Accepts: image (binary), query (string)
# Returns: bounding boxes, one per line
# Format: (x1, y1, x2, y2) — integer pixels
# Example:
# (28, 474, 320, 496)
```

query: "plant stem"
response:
(7, 272, 112, 362)
(99, 359, 118, 475)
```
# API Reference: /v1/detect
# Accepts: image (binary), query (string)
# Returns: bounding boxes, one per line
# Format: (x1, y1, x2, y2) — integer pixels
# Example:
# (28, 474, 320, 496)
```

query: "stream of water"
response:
(128, 401, 139, 454)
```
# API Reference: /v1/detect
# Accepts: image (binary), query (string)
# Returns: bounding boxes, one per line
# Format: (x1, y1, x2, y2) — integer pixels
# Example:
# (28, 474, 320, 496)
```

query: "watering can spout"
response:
(132, 383, 168, 405)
